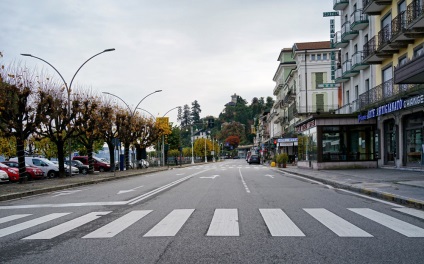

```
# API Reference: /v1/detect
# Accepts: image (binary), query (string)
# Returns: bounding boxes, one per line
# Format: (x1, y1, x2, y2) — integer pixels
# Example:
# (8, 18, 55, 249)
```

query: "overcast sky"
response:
(1, 0, 333, 124)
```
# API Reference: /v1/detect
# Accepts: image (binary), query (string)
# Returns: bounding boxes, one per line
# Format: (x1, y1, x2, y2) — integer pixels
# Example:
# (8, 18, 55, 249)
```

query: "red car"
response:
(1, 161, 44, 180)
(0, 163, 20, 182)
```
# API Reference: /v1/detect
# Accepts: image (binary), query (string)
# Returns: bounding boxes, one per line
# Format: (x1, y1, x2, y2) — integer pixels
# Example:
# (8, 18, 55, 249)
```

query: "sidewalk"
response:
(1, 163, 424, 209)
(280, 165, 424, 209)
(0, 166, 169, 202)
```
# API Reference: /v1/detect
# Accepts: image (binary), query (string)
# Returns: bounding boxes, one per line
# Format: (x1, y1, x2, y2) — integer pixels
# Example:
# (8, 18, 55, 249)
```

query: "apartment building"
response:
(334, 0, 424, 169)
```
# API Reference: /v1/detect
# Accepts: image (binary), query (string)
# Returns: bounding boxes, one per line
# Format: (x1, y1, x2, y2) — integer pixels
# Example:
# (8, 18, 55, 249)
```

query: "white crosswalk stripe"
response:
(23, 212, 111, 240)
(260, 209, 305, 237)
(83, 210, 152, 238)
(207, 209, 239, 236)
(144, 209, 194, 237)
(1, 207, 424, 240)
(0, 214, 32, 224)
(305, 208, 373, 237)
(349, 208, 424, 237)
(0, 213, 70, 238)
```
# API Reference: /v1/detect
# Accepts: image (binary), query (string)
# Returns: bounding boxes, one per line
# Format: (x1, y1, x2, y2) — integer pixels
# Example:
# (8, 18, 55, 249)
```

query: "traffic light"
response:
(208, 118, 214, 128)
(273, 139, 277, 148)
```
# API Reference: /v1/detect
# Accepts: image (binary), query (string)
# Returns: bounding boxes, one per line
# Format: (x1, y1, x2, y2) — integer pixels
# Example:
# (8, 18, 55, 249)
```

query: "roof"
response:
(293, 41, 331, 51)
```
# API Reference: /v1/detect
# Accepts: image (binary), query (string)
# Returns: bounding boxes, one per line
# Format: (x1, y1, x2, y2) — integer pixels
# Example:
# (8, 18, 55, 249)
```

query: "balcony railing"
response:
(335, 99, 359, 114)
(333, 31, 349, 48)
(363, 36, 377, 58)
(392, 11, 408, 37)
(363, 0, 392, 15)
(333, 0, 349, 10)
(341, 21, 359, 41)
(407, 0, 424, 27)
(351, 51, 369, 70)
(358, 79, 419, 110)
(377, 24, 392, 50)
(351, 9, 369, 30)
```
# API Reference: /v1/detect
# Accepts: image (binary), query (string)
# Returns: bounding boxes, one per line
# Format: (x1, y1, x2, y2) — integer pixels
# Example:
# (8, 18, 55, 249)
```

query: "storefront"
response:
(359, 93, 424, 168)
(276, 138, 298, 163)
(295, 115, 377, 170)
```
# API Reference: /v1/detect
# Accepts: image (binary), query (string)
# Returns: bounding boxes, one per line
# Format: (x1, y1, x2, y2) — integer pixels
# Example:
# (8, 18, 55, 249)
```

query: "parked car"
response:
(65, 160, 89, 175)
(247, 154, 260, 164)
(0, 162, 20, 182)
(72, 156, 111, 172)
(1, 161, 44, 180)
(10, 157, 59, 178)
(0, 170, 9, 183)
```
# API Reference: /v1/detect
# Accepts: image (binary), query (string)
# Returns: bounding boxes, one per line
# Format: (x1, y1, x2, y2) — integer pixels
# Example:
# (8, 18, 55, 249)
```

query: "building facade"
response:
(334, 0, 424, 169)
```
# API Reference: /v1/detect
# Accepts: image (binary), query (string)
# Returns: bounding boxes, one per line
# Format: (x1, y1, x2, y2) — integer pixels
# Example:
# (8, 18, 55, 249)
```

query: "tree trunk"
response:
(106, 141, 115, 172)
(56, 140, 66, 178)
(124, 143, 130, 170)
(87, 144, 95, 174)
(16, 137, 27, 183)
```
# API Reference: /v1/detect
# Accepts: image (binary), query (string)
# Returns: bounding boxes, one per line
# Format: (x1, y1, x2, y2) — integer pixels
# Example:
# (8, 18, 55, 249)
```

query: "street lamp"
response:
(21, 48, 115, 175)
(102, 90, 162, 170)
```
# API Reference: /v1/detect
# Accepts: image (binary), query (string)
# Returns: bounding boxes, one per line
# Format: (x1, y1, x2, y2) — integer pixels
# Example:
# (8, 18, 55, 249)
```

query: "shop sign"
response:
(295, 120, 316, 132)
(358, 95, 424, 122)
(277, 138, 298, 143)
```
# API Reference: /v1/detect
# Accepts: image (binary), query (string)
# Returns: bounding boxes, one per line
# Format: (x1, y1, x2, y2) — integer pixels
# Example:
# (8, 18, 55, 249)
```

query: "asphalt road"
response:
(1, 160, 424, 264)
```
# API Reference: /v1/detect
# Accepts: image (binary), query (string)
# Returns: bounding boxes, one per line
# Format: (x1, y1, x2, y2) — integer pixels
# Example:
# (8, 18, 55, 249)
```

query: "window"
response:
(365, 79, 370, 92)
(317, 54, 321, 61)
(355, 85, 359, 100)
(346, 90, 350, 104)
(323, 53, 328, 60)
(414, 45, 423, 58)
(311, 54, 316, 61)
(398, 55, 407, 66)
(316, 94, 324, 112)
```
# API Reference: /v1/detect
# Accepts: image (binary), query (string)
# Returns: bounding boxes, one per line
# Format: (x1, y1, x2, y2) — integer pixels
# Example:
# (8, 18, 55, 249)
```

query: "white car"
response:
(0, 170, 9, 183)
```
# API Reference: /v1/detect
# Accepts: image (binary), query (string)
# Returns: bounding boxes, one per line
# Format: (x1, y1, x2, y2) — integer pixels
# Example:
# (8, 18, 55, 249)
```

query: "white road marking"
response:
(207, 209, 239, 236)
(238, 168, 250, 193)
(127, 169, 210, 205)
(52, 189, 88, 197)
(199, 175, 220, 179)
(83, 210, 152, 238)
(0, 202, 127, 209)
(264, 174, 274, 178)
(349, 208, 424, 237)
(117, 185, 144, 194)
(305, 208, 373, 237)
(0, 213, 70, 238)
(260, 209, 304, 237)
(23, 211, 111, 239)
(0, 214, 32, 224)
(144, 209, 194, 237)
(392, 208, 424, 220)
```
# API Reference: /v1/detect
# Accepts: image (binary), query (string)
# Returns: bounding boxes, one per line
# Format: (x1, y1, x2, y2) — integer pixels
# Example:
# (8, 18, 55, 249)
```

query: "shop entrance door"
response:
(384, 120, 396, 165)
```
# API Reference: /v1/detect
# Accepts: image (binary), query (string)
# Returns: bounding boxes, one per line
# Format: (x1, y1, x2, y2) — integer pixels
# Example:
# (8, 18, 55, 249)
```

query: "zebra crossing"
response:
(1, 207, 424, 240)
(187, 164, 266, 170)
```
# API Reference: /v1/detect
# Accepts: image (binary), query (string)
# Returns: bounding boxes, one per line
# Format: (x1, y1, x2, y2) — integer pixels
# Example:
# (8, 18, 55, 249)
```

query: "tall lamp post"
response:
(21, 48, 115, 175)
(102, 90, 162, 170)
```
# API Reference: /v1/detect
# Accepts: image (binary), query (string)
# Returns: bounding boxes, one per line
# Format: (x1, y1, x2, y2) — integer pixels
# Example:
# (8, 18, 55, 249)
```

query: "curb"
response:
(281, 169, 424, 209)
(0, 167, 169, 202)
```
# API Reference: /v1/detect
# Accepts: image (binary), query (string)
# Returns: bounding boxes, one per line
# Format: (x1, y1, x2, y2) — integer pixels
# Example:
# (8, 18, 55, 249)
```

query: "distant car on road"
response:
(247, 154, 260, 164)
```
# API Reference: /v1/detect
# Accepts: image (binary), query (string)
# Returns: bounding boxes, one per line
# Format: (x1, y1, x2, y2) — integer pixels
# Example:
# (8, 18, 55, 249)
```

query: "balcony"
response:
(362, 0, 392, 15)
(363, 36, 384, 64)
(377, 24, 400, 54)
(342, 60, 359, 77)
(333, 31, 349, 48)
(407, 0, 424, 30)
(335, 100, 359, 114)
(341, 21, 359, 41)
(333, 0, 349, 10)
(394, 51, 424, 83)
(358, 79, 422, 110)
(334, 67, 350, 83)
(351, 51, 370, 71)
(284, 88, 296, 104)
(391, 11, 415, 48)
(351, 10, 369, 30)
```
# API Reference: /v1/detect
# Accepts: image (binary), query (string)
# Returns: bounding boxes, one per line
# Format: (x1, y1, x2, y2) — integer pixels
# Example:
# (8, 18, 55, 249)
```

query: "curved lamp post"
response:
(102, 90, 162, 170)
(21, 48, 115, 174)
